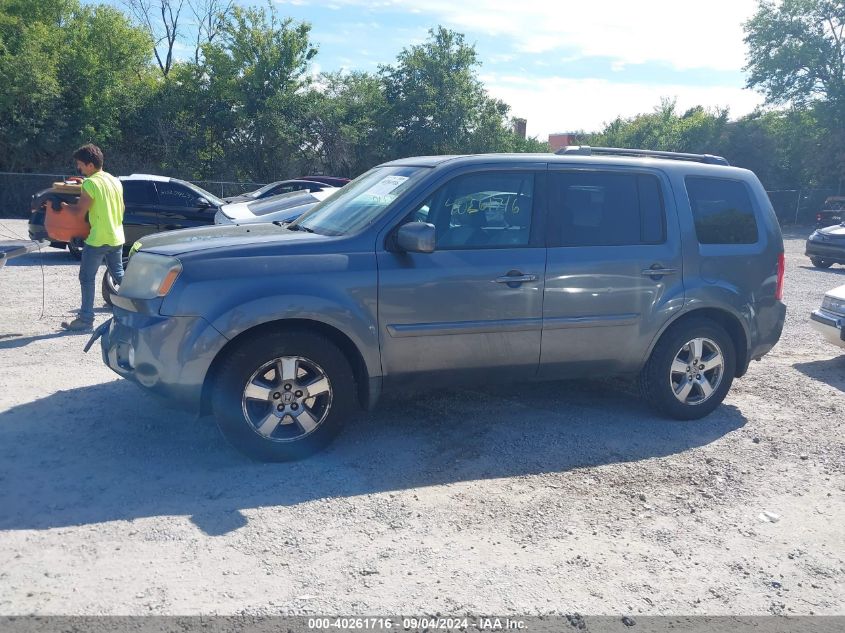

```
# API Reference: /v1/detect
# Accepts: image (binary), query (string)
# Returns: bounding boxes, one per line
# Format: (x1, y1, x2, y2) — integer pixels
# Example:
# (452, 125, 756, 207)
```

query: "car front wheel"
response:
(810, 257, 833, 269)
(640, 318, 736, 420)
(211, 329, 356, 461)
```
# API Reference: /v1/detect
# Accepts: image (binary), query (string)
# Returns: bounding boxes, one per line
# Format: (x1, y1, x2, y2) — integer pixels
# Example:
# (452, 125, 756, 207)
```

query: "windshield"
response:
(248, 181, 283, 199)
(292, 166, 430, 236)
(183, 181, 224, 207)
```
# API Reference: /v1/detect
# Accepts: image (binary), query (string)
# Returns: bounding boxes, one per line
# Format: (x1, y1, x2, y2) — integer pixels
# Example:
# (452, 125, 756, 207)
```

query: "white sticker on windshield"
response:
(363, 175, 409, 198)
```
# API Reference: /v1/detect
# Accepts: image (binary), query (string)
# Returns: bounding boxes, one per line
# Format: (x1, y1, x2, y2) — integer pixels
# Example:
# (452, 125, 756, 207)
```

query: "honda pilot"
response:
(90, 148, 787, 461)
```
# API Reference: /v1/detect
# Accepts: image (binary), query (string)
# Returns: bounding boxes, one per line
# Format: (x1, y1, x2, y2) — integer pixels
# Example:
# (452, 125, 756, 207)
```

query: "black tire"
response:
(101, 273, 117, 307)
(211, 329, 357, 461)
(68, 237, 84, 260)
(640, 318, 736, 420)
(101, 257, 129, 307)
(810, 257, 833, 269)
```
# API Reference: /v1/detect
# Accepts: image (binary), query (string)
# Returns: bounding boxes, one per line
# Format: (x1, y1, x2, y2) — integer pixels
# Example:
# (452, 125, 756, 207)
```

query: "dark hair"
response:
(73, 144, 103, 169)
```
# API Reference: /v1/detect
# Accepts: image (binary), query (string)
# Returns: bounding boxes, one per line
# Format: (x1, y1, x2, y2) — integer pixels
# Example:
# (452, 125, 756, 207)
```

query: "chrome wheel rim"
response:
(241, 356, 333, 442)
(669, 337, 724, 406)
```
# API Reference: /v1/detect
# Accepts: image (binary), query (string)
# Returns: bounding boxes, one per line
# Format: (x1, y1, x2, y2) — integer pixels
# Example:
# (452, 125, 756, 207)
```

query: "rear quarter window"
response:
(685, 177, 758, 245)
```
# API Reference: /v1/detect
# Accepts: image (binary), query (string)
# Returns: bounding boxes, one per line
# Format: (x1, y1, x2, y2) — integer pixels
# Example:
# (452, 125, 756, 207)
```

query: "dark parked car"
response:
(28, 174, 224, 258)
(91, 147, 786, 461)
(222, 179, 332, 204)
(816, 196, 844, 228)
(806, 222, 845, 268)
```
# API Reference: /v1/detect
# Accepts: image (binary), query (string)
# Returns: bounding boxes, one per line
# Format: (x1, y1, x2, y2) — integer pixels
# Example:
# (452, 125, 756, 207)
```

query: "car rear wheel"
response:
(810, 257, 833, 269)
(211, 329, 356, 461)
(640, 318, 736, 420)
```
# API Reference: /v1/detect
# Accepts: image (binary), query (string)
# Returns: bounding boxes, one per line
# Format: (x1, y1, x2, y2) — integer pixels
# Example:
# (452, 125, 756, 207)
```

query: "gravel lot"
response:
(0, 218, 842, 616)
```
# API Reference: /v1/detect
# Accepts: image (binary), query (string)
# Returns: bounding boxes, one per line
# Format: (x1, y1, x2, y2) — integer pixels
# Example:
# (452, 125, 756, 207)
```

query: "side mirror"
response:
(397, 222, 435, 253)
(196, 197, 211, 209)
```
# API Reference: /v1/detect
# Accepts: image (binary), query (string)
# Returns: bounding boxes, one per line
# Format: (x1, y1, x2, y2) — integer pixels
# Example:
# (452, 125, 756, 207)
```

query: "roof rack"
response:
(555, 145, 730, 166)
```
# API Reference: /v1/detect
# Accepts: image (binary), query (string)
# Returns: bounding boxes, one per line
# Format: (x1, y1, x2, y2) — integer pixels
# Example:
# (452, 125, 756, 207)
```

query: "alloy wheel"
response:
(240, 356, 333, 442)
(669, 337, 725, 405)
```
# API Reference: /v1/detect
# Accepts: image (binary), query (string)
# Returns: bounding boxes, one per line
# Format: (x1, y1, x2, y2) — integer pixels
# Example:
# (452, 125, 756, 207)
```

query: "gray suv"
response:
(90, 148, 786, 461)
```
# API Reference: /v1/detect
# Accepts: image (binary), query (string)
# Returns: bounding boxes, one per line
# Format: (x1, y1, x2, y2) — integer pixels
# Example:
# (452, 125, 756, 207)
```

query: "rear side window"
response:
(548, 171, 666, 246)
(122, 181, 156, 205)
(685, 177, 758, 244)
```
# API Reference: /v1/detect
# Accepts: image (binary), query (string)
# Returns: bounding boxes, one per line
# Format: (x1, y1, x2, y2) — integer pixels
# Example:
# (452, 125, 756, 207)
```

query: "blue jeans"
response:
(79, 244, 124, 323)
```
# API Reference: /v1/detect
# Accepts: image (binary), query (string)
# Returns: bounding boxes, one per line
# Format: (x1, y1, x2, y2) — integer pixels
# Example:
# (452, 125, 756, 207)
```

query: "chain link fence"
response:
(1, 170, 842, 225)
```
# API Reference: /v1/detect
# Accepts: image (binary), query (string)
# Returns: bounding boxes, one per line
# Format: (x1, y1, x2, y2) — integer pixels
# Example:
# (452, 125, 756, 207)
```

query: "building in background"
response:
(548, 132, 579, 152)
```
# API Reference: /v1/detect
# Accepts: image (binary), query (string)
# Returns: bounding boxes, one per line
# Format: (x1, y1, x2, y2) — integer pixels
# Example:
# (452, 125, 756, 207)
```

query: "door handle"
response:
(495, 272, 538, 285)
(641, 266, 678, 278)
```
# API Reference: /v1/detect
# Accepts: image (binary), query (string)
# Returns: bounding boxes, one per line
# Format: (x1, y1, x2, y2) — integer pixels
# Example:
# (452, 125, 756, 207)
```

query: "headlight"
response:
(118, 252, 182, 299)
(809, 231, 819, 240)
(822, 295, 845, 315)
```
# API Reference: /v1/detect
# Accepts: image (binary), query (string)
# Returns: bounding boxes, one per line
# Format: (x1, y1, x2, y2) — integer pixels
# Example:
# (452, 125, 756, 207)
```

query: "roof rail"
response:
(555, 145, 730, 166)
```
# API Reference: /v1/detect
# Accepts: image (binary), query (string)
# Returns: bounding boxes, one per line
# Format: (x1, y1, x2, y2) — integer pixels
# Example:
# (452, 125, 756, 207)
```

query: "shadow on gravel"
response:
(797, 265, 845, 276)
(0, 331, 78, 349)
(793, 355, 845, 393)
(0, 379, 746, 535)
(6, 250, 76, 267)
(781, 225, 815, 240)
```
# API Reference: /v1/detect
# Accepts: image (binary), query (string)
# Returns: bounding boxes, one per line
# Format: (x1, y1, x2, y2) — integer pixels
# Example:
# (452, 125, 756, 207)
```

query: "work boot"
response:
(60, 318, 94, 332)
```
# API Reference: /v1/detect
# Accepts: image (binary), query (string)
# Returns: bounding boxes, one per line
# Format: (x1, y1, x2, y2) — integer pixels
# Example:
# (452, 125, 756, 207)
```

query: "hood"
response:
(818, 223, 845, 237)
(135, 223, 323, 257)
(236, 202, 316, 224)
(826, 284, 845, 302)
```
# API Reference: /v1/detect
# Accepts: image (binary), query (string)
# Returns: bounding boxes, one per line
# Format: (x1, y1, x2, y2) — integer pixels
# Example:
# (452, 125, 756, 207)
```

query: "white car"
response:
(215, 188, 338, 225)
(811, 284, 845, 349)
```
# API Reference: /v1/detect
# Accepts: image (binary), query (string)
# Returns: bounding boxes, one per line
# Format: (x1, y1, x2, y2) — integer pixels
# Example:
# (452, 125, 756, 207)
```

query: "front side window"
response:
(410, 172, 535, 249)
(156, 183, 196, 207)
(547, 171, 665, 247)
(686, 177, 758, 244)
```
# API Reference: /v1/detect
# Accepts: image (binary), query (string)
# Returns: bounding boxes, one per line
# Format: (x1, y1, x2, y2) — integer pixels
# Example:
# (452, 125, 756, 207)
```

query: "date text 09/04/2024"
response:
(307, 618, 527, 630)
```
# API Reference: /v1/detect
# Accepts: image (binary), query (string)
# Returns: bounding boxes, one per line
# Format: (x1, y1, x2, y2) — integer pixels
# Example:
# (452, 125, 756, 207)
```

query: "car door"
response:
(120, 180, 159, 247)
(155, 181, 215, 231)
(539, 167, 685, 378)
(377, 169, 546, 387)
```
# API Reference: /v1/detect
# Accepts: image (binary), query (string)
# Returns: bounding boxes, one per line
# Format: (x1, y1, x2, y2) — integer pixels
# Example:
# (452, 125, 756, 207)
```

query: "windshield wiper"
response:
(286, 223, 315, 233)
(271, 220, 290, 227)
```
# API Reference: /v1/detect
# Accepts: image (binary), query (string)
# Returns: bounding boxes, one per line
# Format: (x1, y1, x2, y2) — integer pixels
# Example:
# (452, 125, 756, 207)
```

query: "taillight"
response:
(775, 252, 785, 301)
(817, 213, 822, 222)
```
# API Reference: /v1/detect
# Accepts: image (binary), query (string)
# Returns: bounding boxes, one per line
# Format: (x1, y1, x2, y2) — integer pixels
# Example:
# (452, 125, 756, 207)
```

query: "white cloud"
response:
(481, 74, 766, 138)
(309, 0, 759, 72)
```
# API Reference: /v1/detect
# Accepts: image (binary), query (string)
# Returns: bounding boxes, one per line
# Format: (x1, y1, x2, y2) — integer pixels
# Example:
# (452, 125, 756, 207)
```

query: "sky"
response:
(97, 0, 768, 140)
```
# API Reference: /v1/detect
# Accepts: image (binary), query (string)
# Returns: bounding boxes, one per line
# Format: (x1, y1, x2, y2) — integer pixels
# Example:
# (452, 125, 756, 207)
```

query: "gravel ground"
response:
(0, 218, 842, 616)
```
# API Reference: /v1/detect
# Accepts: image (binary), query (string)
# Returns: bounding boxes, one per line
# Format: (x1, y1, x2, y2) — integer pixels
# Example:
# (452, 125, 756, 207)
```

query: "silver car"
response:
(811, 284, 845, 349)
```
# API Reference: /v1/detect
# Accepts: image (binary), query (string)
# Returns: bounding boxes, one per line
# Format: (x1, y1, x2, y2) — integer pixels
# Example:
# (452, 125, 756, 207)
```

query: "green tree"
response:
(0, 0, 151, 171)
(303, 71, 390, 177)
(744, 0, 845, 112)
(380, 26, 527, 157)
(589, 99, 729, 154)
(744, 0, 845, 188)
(199, 4, 317, 181)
